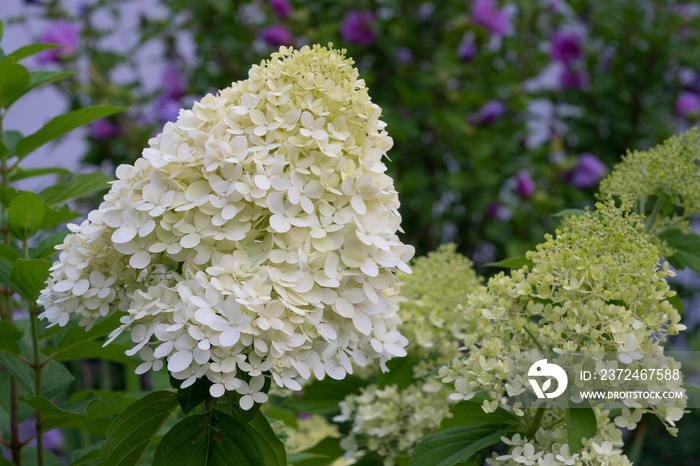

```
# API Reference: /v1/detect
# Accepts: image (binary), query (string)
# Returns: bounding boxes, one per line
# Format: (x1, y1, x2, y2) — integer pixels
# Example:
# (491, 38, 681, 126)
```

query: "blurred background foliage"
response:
(16, 0, 700, 262)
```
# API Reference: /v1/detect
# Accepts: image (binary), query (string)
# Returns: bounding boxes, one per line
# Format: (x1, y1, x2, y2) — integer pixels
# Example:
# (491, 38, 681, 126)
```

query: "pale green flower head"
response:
(397, 243, 481, 361)
(39, 44, 415, 404)
(442, 197, 686, 449)
(599, 127, 700, 219)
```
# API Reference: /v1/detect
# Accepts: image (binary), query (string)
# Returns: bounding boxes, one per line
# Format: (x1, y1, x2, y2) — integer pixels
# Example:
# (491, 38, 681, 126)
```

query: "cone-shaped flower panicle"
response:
(38, 44, 414, 406)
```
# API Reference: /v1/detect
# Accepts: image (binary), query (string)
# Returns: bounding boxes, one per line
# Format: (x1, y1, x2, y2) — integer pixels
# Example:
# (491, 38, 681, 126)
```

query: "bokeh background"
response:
(2, 0, 700, 464)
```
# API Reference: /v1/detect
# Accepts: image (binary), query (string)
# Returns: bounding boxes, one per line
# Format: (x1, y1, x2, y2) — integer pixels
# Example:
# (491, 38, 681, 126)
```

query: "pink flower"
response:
(515, 172, 535, 197)
(472, 0, 510, 36)
(259, 25, 295, 47)
(37, 22, 79, 64)
(270, 0, 293, 18)
(550, 31, 583, 64)
(340, 11, 377, 46)
(161, 64, 187, 100)
(568, 154, 606, 188)
(675, 92, 700, 119)
(91, 119, 119, 140)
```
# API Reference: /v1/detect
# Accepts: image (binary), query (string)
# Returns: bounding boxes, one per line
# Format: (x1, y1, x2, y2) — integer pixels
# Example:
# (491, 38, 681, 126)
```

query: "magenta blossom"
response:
(161, 64, 187, 101)
(476, 100, 507, 126)
(675, 92, 700, 119)
(36, 22, 79, 64)
(340, 11, 377, 46)
(560, 66, 587, 90)
(396, 47, 413, 64)
(515, 172, 535, 197)
(156, 96, 181, 123)
(550, 31, 583, 64)
(91, 119, 119, 140)
(568, 153, 606, 188)
(259, 25, 294, 47)
(457, 34, 477, 62)
(472, 0, 510, 36)
(270, 0, 292, 18)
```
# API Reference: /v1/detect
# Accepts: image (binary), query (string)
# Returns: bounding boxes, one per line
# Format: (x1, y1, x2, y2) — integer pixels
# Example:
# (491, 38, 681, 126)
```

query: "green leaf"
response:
(659, 229, 700, 276)
(0, 351, 34, 391)
(287, 437, 344, 466)
(10, 166, 72, 183)
(1, 130, 22, 159)
(44, 391, 138, 434)
(0, 61, 30, 109)
(552, 208, 588, 218)
(295, 375, 369, 416)
(41, 205, 82, 230)
(35, 231, 69, 259)
(41, 359, 75, 399)
(0, 243, 19, 263)
(8, 191, 45, 240)
(484, 256, 534, 270)
(377, 356, 419, 390)
(0, 321, 22, 355)
(0, 186, 18, 208)
(53, 341, 134, 365)
(566, 401, 597, 452)
(152, 410, 265, 466)
(174, 375, 212, 415)
(0, 351, 73, 398)
(5, 70, 74, 108)
(16, 106, 128, 159)
(5, 43, 63, 62)
(19, 392, 100, 417)
(683, 382, 700, 394)
(667, 293, 683, 314)
(40, 172, 112, 207)
(70, 442, 104, 466)
(0, 257, 19, 296)
(248, 412, 287, 466)
(21, 447, 63, 466)
(410, 424, 512, 466)
(56, 312, 123, 352)
(10, 259, 51, 302)
(98, 391, 179, 466)
(440, 399, 520, 431)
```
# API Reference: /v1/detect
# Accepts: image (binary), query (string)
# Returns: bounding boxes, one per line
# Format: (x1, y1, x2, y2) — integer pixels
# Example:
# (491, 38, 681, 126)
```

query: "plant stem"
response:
(528, 407, 546, 436)
(25, 239, 44, 466)
(643, 197, 664, 234)
(0, 112, 22, 465)
(523, 326, 545, 352)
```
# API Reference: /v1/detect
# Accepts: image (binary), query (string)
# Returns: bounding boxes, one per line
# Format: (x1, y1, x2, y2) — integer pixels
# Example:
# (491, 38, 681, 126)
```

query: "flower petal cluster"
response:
(335, 380, 454, 466)
(39, 44, 414, 405)
(487, 408, 631, 465)
(335, 245, 481, 462)
(599, 128, 700, 219)
(440, 198, 686, 461)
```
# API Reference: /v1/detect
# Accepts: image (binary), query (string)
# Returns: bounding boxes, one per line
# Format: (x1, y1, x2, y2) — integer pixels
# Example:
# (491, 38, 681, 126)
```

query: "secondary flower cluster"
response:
(335, 245, 482, 463)
(488, 408, 631, 466)
(599, 128, 700, 224)
(440, 198, 686, 464)
(38, 44, 414, 404)
(335, 380, 454, 466)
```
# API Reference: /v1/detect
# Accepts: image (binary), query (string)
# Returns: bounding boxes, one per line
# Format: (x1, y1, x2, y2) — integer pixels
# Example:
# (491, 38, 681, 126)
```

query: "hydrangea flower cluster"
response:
(335, 245, 482, 463)
(487, 408, 631, 466)
(599, 128, 700, 225)
(440, 198, 686, 464)
(335, 380, 454, 465)
(38, 44, 414, 404)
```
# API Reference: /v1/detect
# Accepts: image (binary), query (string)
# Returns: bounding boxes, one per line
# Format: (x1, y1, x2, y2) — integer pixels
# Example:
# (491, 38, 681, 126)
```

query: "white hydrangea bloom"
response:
(38, 44, 414, 407)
